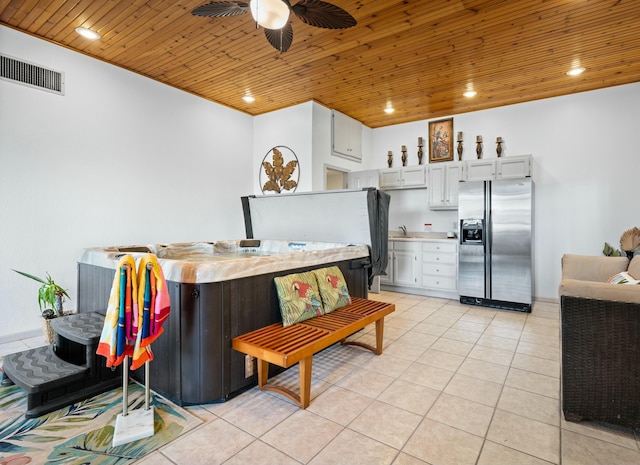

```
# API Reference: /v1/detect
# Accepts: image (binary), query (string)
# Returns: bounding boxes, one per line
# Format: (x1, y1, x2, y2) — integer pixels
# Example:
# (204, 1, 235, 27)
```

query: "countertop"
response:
(388, 232, 458, 242)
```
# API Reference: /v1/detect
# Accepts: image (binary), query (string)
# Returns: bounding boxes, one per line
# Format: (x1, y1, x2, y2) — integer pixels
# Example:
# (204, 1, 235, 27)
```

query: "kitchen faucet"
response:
(399, 225, 407, 236)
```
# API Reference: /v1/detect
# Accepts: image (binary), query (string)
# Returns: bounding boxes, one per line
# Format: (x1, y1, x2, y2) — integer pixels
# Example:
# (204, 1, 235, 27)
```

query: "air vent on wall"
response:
(0, 54, 64, 95)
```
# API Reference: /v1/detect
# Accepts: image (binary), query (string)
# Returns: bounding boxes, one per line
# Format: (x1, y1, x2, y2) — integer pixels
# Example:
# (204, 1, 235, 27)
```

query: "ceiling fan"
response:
(191, 0, 357, 53)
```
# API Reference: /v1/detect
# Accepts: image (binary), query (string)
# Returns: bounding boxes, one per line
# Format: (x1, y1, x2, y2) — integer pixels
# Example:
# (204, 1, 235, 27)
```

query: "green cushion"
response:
(274, 271, 324, 326)
(312, 266, 352, 313)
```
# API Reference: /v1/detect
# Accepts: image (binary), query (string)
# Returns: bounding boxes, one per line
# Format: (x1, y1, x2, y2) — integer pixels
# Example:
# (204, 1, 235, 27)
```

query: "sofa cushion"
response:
(628, 255, 640, 279)
(561, 254, 629, 282)
(274, 271, 324, 326)
(559, 278, 640, 303)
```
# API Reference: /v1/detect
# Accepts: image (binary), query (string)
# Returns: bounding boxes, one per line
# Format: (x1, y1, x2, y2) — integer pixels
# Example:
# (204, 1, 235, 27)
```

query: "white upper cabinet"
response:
(379, 168, 403, 188)
(332, 110, 362, 162)
(465, 155, 532, 181)
(380, 165, 427, 190)
(402, 165, 428, 187)
(347, 169, 380, 189)
(465, 159, 496, 181)
(496, 155, 532, 179)
(428, 161, 463, 209)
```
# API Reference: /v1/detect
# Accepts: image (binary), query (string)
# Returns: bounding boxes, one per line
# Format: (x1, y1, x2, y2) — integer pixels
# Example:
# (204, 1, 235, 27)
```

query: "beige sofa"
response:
(559, 254, 640, 302)
(558, 254, 640, 431)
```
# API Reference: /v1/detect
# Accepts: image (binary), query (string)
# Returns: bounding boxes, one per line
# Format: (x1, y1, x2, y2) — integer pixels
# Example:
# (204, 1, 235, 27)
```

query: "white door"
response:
(428, 165, 446, 207)
(445, 163, 463, 208)
(402, 166, 427, 187)
(393, 250, 417, 286)
(380, 251, 394, 284)
(380, 168, 402, 188)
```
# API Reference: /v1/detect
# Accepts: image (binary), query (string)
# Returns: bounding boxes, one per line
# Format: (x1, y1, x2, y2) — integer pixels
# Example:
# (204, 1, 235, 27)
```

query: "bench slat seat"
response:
(232, 297, 395, 408)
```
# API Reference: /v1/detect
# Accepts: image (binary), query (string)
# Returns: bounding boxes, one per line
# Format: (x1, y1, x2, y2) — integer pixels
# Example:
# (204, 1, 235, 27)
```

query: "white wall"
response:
(368, 120, 458, 234)
(253, 102, 314, 193)
(2, 25, 638, 340)
(253, 102, 372, 192)
(0, 27, 253, 340)
(310, 103, 373, 190)
(373, 83, 640, 300)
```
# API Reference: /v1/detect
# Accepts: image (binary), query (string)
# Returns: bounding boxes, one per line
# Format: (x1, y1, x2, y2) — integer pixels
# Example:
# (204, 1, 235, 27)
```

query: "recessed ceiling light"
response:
(75, 27, 101, 40)
(384, 103, 395, 114)
(566, 66, 585, 76)
(463, 90, 477, 98)
(242, 95, 256, 103)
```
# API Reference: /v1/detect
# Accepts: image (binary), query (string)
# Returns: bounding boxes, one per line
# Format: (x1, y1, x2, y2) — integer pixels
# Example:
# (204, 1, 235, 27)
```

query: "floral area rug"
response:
(0, 365, 202, 465)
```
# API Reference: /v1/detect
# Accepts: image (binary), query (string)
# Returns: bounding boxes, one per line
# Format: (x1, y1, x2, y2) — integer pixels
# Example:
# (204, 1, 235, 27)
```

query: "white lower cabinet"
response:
(421, 241, 458, 292)
(380, 249, 394, 285)
(381, 241, 419, 287)
(381, 239, 458, 297)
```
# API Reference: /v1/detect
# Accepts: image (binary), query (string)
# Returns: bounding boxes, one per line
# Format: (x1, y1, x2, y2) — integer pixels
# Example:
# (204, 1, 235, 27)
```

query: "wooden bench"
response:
(232, 297, 395, 408)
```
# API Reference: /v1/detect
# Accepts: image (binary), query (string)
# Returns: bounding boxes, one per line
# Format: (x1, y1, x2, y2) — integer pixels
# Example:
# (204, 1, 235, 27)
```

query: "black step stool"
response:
(1, 312, 121, 418)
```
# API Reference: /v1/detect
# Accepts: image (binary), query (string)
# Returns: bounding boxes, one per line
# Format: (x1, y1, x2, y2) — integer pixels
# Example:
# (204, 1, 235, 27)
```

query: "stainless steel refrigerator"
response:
(458, 178, 533, 312)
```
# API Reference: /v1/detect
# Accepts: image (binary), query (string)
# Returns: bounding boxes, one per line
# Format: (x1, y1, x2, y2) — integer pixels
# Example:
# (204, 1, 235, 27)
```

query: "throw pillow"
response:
(313, 266, 352, 313)
(607, 271, 640, 285)
(274, 271, 324, 326)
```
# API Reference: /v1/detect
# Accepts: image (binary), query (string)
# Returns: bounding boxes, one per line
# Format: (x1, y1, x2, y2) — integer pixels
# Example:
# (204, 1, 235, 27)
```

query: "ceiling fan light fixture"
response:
(249, 0, 290, 29)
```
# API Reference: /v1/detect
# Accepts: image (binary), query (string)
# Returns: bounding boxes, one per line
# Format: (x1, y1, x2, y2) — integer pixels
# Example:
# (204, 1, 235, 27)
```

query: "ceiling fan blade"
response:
(291, 0, 357, 29)
(264, 22, 294, 52)
(191, 1, 250, 18)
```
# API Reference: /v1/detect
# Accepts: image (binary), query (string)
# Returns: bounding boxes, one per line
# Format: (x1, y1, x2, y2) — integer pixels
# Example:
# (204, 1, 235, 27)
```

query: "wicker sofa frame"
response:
(559, 253, 640, 431)
(561, 295, 640, 431)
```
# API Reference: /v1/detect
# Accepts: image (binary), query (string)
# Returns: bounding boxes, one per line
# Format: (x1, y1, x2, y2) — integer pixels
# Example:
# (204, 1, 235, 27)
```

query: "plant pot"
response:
(40, 311, 73, 345)
(41, 318, 56, 345)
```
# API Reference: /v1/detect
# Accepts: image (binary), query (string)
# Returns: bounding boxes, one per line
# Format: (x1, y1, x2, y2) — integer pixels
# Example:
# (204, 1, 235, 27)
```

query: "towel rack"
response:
(111, 256, 161, 447)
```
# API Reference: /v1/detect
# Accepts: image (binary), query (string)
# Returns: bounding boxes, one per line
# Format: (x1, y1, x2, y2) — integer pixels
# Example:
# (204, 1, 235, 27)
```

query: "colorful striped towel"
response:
(96, 255, 138, 367)
(130, 254, 170, 370)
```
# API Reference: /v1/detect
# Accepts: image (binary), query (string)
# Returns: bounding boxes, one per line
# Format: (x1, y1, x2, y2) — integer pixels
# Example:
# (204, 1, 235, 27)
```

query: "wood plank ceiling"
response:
(2, 0, 639, 128)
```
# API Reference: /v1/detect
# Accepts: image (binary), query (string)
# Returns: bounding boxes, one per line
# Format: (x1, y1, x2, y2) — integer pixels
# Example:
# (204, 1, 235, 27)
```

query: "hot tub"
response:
(77, 240, 370, 405)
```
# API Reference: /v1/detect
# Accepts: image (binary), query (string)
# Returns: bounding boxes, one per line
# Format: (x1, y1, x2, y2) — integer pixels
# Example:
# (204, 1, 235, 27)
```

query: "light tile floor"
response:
(2, 291, 639, 464)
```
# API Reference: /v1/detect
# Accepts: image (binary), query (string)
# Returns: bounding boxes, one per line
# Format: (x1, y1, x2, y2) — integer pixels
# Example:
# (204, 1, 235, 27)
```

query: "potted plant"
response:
(13, 270, 71, 343)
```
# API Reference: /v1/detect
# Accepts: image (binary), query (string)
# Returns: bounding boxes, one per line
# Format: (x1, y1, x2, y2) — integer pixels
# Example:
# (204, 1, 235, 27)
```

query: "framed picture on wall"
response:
(428, 118, 454, 163)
